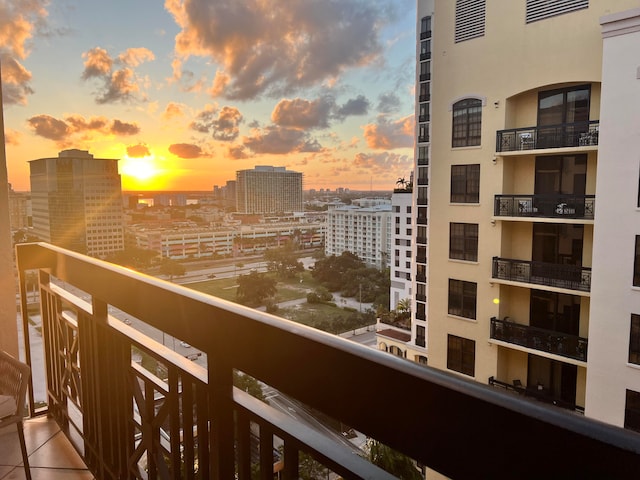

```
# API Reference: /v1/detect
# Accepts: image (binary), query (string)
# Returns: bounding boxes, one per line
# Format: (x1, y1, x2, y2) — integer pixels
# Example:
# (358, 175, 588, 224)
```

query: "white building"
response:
(236, 166, 303, 214)
(29, 149, 124, 258)
(585, 7, 640, 431)
(325, 202, 392, 269)
(390, 189, 413, 310)
(416, 0, 640, 438)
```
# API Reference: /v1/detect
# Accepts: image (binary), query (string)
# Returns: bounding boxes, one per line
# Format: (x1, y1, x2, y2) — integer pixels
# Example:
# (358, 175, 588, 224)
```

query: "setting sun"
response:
(120, 156, 164, 189)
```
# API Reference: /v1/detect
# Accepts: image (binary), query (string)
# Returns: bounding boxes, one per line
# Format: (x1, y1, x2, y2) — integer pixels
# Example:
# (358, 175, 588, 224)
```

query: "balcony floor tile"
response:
(0, 417, 93, 480)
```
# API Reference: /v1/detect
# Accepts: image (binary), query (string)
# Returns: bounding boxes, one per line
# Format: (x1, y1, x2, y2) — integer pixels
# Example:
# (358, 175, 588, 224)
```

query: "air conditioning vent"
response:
(455, 0, 486, 43)
(526, 0, 588, 24)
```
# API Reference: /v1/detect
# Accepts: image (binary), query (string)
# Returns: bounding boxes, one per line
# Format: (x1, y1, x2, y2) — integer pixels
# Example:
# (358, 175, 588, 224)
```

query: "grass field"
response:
(184, 271, 372, 333)
(186, 270, 320, 304)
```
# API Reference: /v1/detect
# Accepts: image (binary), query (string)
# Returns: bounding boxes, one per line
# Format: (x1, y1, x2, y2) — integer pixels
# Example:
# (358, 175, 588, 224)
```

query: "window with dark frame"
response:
(635, 236, 640, 287)
(447, 334, 475, 376)
(451, 164, 480, 203)
(625, 389, 640, 434)
(448, 279, 477, 319)
(452, 98, 482, 147)
(416, 325, 426, 347)
(450, 223, 478, 261)
(629, 314, 640, 365)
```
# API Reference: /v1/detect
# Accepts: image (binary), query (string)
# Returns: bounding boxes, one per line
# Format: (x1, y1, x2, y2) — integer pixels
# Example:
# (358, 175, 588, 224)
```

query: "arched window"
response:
(452, 98, 482, 147)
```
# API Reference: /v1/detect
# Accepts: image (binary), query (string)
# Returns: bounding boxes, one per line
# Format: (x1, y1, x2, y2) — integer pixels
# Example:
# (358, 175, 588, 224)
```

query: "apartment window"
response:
(630, 314, 640, 365)
(451, 164, 480, 203)
(452, 99, 482, 147)
(635, 236, 640, 287)
(449, 223, 478, 261)
(625, 389, 640, 434)
(416, 325, 426, 347)
(455, 0, 486, 43)
(526, 0, 588, 24)
(421, 16, 432, 37)
(447, 334, 475, 376)
(448, 279, 477, 319)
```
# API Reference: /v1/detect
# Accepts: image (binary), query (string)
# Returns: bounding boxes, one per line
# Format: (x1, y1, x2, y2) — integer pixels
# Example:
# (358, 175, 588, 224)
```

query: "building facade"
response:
(235, 166, 303, 214)
(127, 222, 324, 260)
(419, 0, 640, 435)
(325, 202, 392, 269)
(30, 149, 124, 258)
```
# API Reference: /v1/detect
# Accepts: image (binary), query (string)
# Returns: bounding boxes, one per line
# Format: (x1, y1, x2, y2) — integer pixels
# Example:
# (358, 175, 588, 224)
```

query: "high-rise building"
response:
(235, 166, 303, 214)
(29, 149, 124, 258)
(8, 184, 30, 231)
(414, 0, 640, 436)
(325, 201, 392, 269)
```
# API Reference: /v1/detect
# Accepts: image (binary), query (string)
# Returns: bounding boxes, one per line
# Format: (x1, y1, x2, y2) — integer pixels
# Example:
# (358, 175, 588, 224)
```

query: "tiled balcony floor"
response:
(0, 416, 93, 480)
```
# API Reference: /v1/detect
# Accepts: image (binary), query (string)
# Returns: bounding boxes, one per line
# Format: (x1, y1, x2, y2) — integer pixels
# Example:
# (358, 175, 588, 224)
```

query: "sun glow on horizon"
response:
(120, 155, 166, 189)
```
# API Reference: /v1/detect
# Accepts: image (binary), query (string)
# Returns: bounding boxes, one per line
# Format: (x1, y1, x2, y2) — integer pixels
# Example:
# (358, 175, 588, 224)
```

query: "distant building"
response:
(8, 185, 30, 231)
(225, 180, 236, 211)
(29, 149, 124, 258)
(236, 166, 303, 214)
(325, 202, 391, 269)
(390, 190, 413, 311)
(127, 221, 324, 259)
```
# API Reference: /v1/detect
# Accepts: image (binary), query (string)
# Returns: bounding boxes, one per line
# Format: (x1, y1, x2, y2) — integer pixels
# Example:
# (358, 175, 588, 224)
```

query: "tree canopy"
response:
(264, 242, 304, 278)
(236, 271, 277, 306)
(311, 252, 390, 309)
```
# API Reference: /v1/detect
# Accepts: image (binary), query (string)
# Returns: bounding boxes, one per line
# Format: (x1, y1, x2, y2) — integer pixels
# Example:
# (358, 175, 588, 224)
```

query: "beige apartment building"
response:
(420, 0, 640, 434)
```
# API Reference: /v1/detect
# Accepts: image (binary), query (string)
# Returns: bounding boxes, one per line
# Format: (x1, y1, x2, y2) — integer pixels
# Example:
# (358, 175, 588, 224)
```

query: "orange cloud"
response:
(127, 144, 151, 158)
(190, 105, 243, 141)
(27, 114, 140, 145)
(4, 128, 22, 146)
(169, 143, 203, 159)
(362, 114, 414, 150)
(241, 125, 322, 155)
(0, 1, 48, 104)
(81, 46, 155, 104)
(162, 102, 187, 120)
(352, 151, 412, 179)
(166, 0, 392, 100)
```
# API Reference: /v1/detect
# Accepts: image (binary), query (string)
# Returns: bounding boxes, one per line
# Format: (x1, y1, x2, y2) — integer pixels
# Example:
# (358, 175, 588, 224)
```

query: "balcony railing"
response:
(490, 317, 588, 362)
(15, 243, 640, 479)
(494, 194, 595, 220)
(496, 120, 599, 152)
(492, 256, 591, 292)
(488, 377, 584, 413)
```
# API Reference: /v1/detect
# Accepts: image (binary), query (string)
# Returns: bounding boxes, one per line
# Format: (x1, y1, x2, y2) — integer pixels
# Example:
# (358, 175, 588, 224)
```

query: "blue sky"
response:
(2, 0, 416, 191)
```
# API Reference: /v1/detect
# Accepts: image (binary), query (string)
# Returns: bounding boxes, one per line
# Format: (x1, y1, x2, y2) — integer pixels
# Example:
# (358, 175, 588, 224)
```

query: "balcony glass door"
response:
(528, 355, 577, 407)
(534, 155, 586, 216)
(530, 290, 580, 336)
(537, 85, 590, 147)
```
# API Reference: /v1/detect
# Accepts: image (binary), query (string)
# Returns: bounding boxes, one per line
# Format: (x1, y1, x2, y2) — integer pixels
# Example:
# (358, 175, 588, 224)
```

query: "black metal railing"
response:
(496, 120, 599, 152)
(417, 156, 428, 166)
(490, 317, 588, 362)
(492, 256, 591, 292)
(494, 194, 595, 220)
(488, 377, 584, 413)
(15, 243, 640, 479)
(417, 216, 428, 224)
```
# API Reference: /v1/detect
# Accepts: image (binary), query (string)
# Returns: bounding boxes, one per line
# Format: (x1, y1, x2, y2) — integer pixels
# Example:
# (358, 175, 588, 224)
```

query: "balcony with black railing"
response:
(490, 317, 588, 363)
(13, 243, 640, 479)
(489, 377, 584, 413)
(492, 256, 591, 293)
(496, 120, 599, 153)
(494, 194, 595, 220)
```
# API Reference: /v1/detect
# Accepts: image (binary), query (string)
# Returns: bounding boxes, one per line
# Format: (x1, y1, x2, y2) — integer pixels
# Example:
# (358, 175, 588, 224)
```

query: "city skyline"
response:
(1, 0, 416, 192)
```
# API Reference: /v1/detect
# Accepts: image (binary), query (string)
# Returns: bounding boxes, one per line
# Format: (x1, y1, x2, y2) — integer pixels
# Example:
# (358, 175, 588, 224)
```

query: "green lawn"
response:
(184, 271, 372, 334)
(186, 270, 320, 304)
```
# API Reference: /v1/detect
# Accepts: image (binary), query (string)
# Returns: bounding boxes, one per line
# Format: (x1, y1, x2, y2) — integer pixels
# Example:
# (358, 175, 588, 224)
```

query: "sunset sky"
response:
(1, 0, 416, 191)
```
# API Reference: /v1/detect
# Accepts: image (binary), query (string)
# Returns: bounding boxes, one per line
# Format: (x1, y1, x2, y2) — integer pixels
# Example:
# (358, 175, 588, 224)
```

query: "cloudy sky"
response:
(1, 0, 417, 191)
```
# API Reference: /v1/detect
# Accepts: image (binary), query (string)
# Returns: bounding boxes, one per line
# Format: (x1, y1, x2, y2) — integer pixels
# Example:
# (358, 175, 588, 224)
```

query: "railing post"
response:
(209, 356, 236, 479)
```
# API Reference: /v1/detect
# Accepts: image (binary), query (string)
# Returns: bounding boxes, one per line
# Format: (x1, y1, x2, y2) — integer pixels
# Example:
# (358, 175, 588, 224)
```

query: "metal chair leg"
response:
(16, 421, 32, 480)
